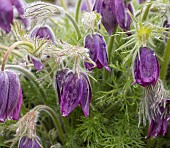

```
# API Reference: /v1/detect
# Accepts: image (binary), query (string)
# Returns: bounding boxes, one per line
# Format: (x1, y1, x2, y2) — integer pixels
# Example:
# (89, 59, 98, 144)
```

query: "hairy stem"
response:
(75, 0, 82, 23)
(65, 12, 82, 40)
(0, 44, 22, 58)
(160, 35, 170, 80)
(1, 41, 33, 71)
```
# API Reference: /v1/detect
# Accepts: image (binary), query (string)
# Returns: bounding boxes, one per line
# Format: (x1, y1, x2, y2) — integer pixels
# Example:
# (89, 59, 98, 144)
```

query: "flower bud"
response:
(0, 70, 22, 122)
(133, 47, 160, 87)
(84, 33, 110, 71)
(19, 136, 41, 148)
(31, 56, 44, 71)
(30, 26, 56, 44)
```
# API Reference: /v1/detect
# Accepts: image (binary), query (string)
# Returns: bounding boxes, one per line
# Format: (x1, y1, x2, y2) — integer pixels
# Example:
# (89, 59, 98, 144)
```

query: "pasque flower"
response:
(19, 136, 41, 148)
(30, 25, 56, 44)
(147, 105, 170, 138)
(55, 69, 92, 117)
(0, 70, 22, 122)
(133, 47, 160, 87)
(0, 0, 28, 33)
(84, 33, 110, 71)
(93, 0, 132, 35)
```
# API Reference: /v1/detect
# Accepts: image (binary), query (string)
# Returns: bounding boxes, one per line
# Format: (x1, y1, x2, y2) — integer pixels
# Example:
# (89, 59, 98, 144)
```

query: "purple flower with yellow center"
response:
(84, 33, 110, 71)
(19, 136, 41, 148)
(0, 0, 28, 33)
(133, 47, 160, 87)
(0, 70, 22, 122)
(55, 69, 92, 117)
(93, 0, 132, 35)
(146, 105, 170, 138)
(30, 26, 56, 44)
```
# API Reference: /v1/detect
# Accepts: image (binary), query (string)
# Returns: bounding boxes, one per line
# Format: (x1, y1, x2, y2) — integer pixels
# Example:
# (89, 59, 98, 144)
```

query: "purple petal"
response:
(101, 0, 117, 35)
(146, 119, 154, 139)
(162, 115, 170, 136)
(96, 34, 110, 70)
(0, 0, 13, 33)
(0, 72, 9, 122)
(115, 0, 131, 31)
(55, 69, 72, 104)
(93, 0, 103, 13)
(60, 73, 83, 116)
(79, 73, 92, 117)
(5, 71, 21, 120)
(19, 136, 41, 148)
(84, 33, 109, 71)
(152, 120, 163, 138)
(8, 88, 22, 120)
(31, 57, 44, 71)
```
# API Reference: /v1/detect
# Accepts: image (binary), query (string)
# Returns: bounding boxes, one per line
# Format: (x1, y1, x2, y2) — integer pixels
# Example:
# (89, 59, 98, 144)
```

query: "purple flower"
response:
(30, 26, 56, 44)
(0, 70, 22, 122)
(0, 0, 13, 33)
(84, 33, 110, 71)
(0, 0, 28, 33)
(147, 106, 170, 138)
(19, 136, 41, 148)
(93, 0, 132, 35)
(133, 47, 160, 87)
(115, 0, 132, 31)
(55, 70, 92, 117)
(31, 56, 44, 71)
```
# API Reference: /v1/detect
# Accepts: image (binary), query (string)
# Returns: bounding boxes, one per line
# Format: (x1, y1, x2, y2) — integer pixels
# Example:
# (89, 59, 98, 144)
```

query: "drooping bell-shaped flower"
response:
(146, 106, 170, 138)
(99, 0, 117, 35)
(0, 70, 22, 122)
(30, 26, 56, 44)
(0, 0, 13, 33)
(55, 70, 92, 116)
(11, 0, 28, 27)
(19, 136, 41, 148)
(84, 33, 110, 71)
(93, 0, 132, 35)
(0, 0, 28, 33)
(133, 47, 160, 87)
